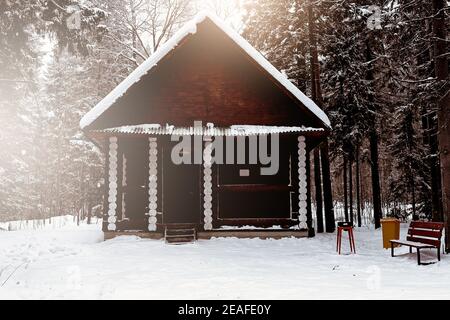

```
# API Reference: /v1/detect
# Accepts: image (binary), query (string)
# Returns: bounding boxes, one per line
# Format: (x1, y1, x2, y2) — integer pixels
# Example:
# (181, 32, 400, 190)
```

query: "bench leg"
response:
(417, 248, 421, 265)
(336, 228, 340, 253)
(409, 246, 412, 254)
(348, 230, 353, 253)
(437, 247, 441, 262)
(391, 242, 395, 257)
(350, 229, 356, 253)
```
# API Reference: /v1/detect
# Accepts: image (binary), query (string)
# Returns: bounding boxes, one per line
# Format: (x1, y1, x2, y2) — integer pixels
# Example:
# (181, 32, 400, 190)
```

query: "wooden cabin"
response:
(80, 13, 331, 243)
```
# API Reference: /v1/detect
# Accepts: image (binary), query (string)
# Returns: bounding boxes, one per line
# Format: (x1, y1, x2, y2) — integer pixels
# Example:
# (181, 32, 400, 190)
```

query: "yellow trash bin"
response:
(380, 218, 400, 249)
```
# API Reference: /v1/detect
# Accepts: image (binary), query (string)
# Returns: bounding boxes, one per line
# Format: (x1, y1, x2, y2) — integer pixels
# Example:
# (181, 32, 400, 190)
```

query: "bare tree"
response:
(104, 0, 193, 66)
(146, 0, 193, 53)
(195, 0, 243, 31)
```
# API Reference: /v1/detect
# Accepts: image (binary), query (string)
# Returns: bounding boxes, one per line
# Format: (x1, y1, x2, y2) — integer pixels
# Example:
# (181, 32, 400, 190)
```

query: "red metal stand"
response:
(336, 226, 356, 254)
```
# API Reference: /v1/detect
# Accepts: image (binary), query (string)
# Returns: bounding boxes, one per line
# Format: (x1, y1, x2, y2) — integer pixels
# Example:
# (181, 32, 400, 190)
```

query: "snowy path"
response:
(0, 222, 449, 299)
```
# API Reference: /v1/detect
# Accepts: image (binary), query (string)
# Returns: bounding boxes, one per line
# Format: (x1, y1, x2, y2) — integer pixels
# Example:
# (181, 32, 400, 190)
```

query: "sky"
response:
(195, 0, 244, 30)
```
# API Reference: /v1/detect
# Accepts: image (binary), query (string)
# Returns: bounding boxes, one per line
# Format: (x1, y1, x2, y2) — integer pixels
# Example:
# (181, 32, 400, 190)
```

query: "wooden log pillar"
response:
(116, 142, 124, 221)
(147, 137, 158, 231)
(107, 136, 118, 231)
(298, 136, 308, 230)
(121, 153, 127, 219)
(203, 137, 213, 230)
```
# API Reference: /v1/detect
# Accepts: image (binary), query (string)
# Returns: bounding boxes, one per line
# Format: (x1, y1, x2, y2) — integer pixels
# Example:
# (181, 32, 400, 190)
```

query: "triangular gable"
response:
(80, 12, 331, 130)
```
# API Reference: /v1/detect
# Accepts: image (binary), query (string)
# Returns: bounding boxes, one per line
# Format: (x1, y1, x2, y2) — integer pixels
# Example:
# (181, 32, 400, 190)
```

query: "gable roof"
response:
(80, 12, 331, 130)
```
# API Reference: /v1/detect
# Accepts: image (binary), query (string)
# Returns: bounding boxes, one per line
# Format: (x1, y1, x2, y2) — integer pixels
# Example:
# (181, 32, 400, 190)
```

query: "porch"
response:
(95, 124, 326, 241)
(103, 229, 309, 241)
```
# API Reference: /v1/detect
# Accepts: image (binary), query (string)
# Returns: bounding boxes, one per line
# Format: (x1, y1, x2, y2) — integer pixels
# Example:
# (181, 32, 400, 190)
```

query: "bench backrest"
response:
(407, 221, 444, 247)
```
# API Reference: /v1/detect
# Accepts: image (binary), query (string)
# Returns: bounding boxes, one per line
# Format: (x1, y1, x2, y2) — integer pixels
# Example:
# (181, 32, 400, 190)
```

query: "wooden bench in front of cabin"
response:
(390, 221, 444, 265)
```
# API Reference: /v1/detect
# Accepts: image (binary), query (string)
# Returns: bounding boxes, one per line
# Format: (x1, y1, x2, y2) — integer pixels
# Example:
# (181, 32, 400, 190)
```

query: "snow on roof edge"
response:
(93, 124, 326, 136)
(80, 11, 331, 130)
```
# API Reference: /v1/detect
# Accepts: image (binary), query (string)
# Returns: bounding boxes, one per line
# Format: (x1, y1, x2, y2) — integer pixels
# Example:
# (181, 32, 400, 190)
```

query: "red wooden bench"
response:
(390, 221, 444, 265)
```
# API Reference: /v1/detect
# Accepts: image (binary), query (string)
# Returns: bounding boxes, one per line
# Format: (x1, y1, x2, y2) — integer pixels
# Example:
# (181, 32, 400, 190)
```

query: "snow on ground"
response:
(0, 220, 449, 300)
(0, 215, 84, 231)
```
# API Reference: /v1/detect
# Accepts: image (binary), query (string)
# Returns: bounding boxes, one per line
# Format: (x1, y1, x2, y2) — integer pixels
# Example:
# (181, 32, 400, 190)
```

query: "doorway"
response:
(162, 139, 202, 224)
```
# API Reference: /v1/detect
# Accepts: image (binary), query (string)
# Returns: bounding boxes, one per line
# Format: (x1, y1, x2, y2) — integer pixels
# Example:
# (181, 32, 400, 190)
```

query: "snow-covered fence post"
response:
(298, 136, 308, 230)
(203, 137, 213, 230)
(148, 137, 158, 232)
(107, 136, 118, 231)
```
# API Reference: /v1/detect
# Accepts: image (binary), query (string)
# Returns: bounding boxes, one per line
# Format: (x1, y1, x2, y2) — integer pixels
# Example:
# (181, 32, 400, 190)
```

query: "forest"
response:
(0, 0, 448, 236)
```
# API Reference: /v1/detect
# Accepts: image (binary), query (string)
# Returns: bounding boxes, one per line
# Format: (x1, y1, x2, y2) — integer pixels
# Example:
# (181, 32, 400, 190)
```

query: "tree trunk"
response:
(56, 133, 62, 217)
(130, 0, 137, 61)
(360, 155, 366, 223)
(308, 2, 335, 232)
(432, 0, 449, 251)
(356, 146, 362, 227)
(343, 155, 349, 222)
(411, 178, 417, 220)
(87, 202, 92, 225)
(421, 108, 441, 221)
(432, 0, 448, 81)
(321, 142, 335, 232)
(439, 92, 450, 252)
(365, 38, 383, 229)
(409, 132, 417, 220)
(349, 156, 354, 225)
(369, 129, 382, 228)
(430, 142, 443, 221)
(308, 4, 319, 104)
(296, 42, 307, 93)
(314, 149, 324, 233)
(80, 163, 85, 222)
(422, 0, 444, 223)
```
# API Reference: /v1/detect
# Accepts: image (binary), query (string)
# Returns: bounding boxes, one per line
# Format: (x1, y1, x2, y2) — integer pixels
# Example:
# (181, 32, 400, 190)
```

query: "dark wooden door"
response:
(120, 138, 148, 230)
(162, 141, 201, 224)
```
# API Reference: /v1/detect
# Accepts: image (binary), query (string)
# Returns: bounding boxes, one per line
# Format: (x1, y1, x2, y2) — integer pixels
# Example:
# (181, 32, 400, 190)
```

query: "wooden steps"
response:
(165, 227, 197, 244)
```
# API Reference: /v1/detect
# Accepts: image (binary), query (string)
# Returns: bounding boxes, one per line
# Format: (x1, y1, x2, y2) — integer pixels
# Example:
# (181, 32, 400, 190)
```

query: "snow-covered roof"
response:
(80, 12, 331, 130)
(93, 124, 325, 136)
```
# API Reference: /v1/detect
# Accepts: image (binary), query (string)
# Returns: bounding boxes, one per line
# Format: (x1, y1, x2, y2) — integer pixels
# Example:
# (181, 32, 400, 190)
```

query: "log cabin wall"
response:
(102, 134, 311, 232)
(213, 135, 298, 228)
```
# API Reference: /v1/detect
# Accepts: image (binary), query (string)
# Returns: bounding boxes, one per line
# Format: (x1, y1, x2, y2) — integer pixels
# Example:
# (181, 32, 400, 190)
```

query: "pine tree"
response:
(318, 1, 380, 226)
(242, 0, 309, 91)
(0, 0, 105, 220)
(388, 104, 430, 219)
